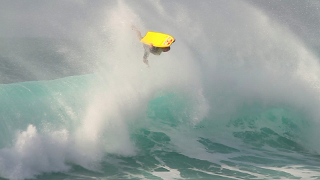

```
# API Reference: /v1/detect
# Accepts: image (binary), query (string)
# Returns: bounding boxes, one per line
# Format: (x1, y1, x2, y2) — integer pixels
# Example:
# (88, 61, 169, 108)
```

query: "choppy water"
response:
(1, 0, 320, 179)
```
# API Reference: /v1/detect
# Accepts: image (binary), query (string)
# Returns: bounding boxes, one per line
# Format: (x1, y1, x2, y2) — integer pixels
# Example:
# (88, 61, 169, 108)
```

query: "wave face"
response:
(1, 0, 320, 179)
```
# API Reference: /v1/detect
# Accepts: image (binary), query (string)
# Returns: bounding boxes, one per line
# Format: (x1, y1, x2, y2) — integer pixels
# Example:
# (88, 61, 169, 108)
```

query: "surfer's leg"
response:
(143, 58, 149, 66)
(143, 51, 149, 66)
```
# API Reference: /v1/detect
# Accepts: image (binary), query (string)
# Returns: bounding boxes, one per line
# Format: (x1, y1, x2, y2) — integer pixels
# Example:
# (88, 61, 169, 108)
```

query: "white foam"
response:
(0, 125, 70, 179)
(151, 165, 183, 180)
(261, 165, 320, 180)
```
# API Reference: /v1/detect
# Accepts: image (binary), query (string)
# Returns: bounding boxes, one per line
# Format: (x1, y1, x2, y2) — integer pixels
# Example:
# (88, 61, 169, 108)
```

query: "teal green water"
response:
(0, 75, 319, 180)
(0, 75, 94, 148)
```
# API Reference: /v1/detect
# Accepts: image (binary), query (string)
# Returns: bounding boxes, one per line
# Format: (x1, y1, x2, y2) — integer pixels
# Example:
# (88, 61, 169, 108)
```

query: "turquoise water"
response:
(1, 0, 320, 179)
(0, 75, 320, 180)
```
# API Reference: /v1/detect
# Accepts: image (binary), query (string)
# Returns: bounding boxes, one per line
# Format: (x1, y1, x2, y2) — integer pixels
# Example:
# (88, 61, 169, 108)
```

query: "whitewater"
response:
(1, 0, 320, 179)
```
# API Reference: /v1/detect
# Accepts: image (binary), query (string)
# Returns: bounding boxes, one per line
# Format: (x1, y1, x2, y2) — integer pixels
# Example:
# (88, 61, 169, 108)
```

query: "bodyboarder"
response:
(132, 26, 172, 66)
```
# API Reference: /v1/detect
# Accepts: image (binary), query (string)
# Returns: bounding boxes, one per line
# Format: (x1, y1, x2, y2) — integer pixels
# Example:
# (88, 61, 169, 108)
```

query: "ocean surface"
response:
(1, 0, 320, 179)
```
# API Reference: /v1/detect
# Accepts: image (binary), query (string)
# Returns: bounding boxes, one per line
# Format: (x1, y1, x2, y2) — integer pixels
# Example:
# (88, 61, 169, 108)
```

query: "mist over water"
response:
(1, 0, 320, 179)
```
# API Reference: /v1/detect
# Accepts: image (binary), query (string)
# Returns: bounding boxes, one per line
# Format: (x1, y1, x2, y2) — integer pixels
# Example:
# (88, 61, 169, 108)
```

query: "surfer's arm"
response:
(132, 25, 143, 40)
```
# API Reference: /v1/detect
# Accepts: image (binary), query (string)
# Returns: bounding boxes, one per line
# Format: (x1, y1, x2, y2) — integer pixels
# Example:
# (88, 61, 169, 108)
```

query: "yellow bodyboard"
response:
(140, 31, 175, 48)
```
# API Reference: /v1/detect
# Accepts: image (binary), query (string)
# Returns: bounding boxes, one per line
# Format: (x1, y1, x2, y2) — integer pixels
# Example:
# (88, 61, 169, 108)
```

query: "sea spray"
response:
(1, 0, 320, 179)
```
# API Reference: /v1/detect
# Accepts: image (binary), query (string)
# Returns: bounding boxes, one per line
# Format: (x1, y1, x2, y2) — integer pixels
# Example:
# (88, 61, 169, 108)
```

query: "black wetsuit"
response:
(143, 44, 162, 59)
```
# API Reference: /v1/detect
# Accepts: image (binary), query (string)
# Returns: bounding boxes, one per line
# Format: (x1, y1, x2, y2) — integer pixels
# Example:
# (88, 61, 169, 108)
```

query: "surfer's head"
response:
(162, 46, 170, 52)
